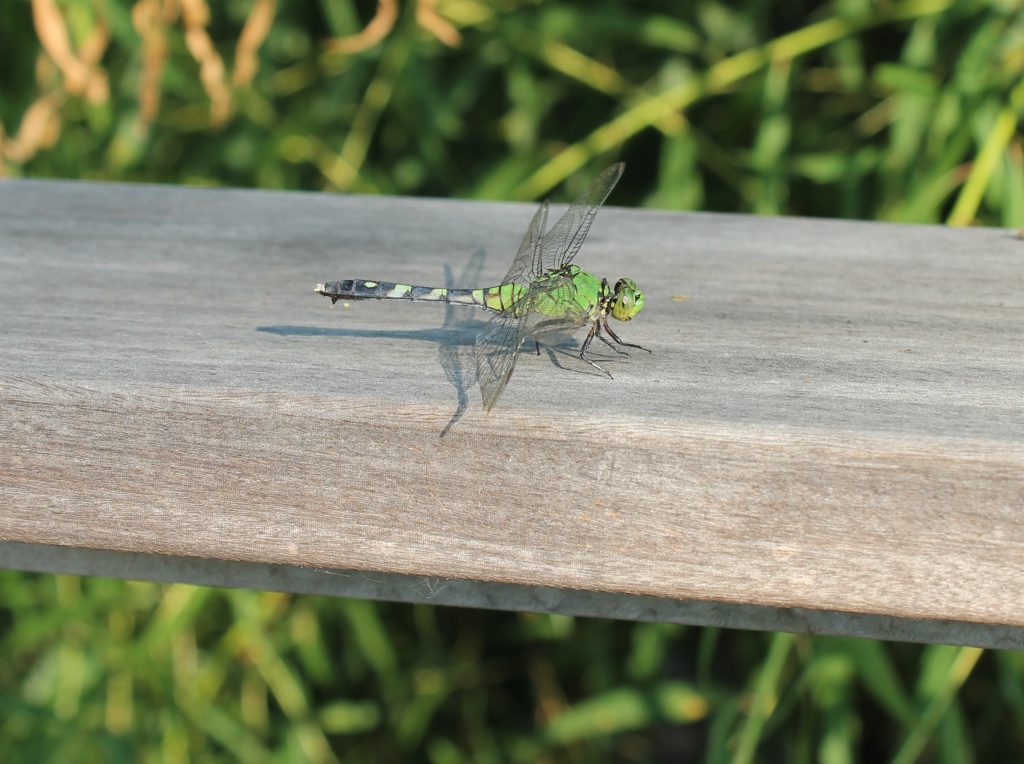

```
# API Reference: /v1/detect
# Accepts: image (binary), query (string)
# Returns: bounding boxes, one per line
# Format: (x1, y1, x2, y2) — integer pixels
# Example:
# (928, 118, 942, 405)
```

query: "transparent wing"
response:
(475, 306, 530, 412)
(501, 200, 549, 286)
(475, 275, 590, 411)
(538, 162, 624, 272)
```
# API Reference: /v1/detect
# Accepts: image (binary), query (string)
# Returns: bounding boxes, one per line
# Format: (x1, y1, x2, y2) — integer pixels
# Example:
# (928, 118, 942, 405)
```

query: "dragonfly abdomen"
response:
(315, 280, 524, 312)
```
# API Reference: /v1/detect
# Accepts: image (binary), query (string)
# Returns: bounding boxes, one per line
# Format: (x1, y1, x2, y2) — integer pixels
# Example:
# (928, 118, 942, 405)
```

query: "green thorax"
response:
(485, 265, 605, 318)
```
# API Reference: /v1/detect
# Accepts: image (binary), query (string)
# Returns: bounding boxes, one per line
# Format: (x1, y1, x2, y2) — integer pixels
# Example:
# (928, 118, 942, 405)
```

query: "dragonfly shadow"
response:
(257, 324, 481, 347)
(258, 319, 484, 436)
(261, 251, 606, 436)
(258, 250, 487, 436)
(438, 250, 486, 437)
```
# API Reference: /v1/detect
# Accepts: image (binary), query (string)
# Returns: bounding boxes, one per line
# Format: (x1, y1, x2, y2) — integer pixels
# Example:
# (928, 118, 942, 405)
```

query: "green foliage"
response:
(2, 0, 1023, 760)
(2, 0, 1022, 224)
(3, 573, 1024, 761)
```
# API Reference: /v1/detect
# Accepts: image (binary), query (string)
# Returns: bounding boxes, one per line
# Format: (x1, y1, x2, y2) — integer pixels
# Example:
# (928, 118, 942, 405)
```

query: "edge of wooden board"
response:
(2, 541, 1021, 650)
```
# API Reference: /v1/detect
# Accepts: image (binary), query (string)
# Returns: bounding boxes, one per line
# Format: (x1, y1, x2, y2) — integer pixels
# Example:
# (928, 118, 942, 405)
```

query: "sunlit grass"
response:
(3, 571, 1023, 761)
(2, 0, 1022, 224)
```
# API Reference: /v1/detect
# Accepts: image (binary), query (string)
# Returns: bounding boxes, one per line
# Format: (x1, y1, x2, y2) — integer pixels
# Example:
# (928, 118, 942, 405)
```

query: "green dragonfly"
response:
(315, 163, 648, 411)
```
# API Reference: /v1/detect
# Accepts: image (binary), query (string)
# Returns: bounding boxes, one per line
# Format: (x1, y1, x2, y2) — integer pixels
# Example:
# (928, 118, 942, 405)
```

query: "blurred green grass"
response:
(3, 574, 1024, 761)
(2, 0, 1024, 760)
(3, 0, 1023, 224)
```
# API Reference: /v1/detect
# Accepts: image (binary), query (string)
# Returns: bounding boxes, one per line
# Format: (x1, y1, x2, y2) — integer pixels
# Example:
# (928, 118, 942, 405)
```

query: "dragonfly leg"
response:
(598, 331, 629, 356)
(580, 323, 597, 357)
(603, 319, 652, 353)
(581, 356, 613, 379)
(578, 324, 613, 378)
(534, 339, 541, 356)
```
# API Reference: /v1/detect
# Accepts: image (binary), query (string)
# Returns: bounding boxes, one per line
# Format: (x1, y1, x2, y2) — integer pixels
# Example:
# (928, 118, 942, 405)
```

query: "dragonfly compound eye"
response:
(611, 278, 644, 321)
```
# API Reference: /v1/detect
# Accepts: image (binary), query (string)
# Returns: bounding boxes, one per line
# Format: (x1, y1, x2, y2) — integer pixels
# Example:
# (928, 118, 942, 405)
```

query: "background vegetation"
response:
(2, 0, 1023, 760)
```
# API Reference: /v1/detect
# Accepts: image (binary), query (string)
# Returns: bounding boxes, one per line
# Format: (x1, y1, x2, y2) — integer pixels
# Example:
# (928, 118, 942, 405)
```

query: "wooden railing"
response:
(2, 179, 1021, 649)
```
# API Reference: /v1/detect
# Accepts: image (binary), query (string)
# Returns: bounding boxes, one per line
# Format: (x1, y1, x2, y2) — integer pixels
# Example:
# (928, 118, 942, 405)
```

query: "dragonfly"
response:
(315, 162, 649, 411)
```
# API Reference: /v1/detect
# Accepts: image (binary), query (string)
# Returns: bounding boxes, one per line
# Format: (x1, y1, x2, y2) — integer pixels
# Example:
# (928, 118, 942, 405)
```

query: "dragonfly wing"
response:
(501, 200, 549, 286)
(475, 276, 592, 411)
(538, 162, 624, 272)
(475, 306, 530, 412)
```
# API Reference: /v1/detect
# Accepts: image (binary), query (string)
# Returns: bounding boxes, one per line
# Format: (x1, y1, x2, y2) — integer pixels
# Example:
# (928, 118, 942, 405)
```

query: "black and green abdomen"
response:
(315, 279, 526, 312)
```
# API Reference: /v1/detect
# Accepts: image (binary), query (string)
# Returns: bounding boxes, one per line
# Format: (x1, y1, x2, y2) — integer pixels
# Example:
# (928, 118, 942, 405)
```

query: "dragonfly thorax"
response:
(608, 277, 645, 321)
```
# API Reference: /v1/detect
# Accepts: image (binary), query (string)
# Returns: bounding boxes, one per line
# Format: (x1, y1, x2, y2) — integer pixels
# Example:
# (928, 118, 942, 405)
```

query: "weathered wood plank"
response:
(1, 179, 1022, 647)
(5, 541, 1023, 650)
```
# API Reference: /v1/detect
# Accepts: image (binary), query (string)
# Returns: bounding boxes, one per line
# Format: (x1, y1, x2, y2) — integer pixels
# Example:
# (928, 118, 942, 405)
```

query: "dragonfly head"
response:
(609, 278, 645, 321)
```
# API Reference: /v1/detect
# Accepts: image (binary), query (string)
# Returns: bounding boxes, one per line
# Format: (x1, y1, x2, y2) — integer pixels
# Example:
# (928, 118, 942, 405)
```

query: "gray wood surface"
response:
(1, 178, 1022, 648)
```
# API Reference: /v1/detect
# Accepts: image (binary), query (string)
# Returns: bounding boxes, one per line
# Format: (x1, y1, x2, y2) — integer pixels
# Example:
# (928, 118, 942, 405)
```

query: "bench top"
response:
(2, 178, 1022, 648)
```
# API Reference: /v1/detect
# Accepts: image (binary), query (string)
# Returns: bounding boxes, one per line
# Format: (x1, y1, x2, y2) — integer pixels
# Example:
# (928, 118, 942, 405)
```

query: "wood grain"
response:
(1, 179, 1022, 646)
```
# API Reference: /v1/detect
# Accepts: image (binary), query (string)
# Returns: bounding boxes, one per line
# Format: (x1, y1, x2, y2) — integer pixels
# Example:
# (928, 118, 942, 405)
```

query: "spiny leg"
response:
(533, 339, 541, 356)
(578, 323, 613, 378)
(579, 323, 597, 357)
(603, 319, 652, 353)
(598, 330, 629, 356)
